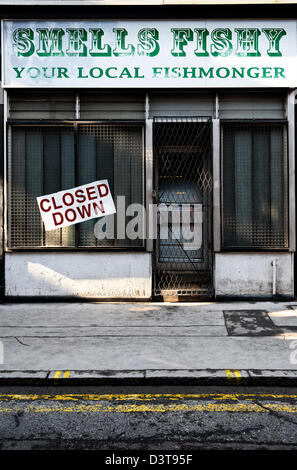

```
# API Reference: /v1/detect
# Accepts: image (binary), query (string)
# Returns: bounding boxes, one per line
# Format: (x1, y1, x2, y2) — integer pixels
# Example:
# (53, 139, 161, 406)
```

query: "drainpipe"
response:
(272, 260, 277, 299)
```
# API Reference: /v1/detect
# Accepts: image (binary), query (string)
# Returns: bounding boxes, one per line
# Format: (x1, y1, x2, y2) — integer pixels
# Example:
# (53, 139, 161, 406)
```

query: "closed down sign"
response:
(37, 180, 116, 231)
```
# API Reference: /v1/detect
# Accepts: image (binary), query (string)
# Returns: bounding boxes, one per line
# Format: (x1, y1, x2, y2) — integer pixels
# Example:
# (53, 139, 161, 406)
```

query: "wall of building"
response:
(5, 252, 152, 298)
(215, 252, 294, 299)
(6, 251, 295, 300)
(2, 0, 295, 303)
(4, 89, 294, 300)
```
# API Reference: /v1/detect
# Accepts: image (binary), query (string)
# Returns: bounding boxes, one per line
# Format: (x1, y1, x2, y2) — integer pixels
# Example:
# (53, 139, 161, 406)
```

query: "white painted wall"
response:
(5, 252, 295, 299)
(5, 252, 152, 298)
(215, 252, 294, 298)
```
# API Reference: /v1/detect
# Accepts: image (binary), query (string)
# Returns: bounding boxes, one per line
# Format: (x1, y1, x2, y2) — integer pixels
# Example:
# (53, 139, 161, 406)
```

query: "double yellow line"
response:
(54, 371, 70, 379)
(0, 393, 296, 413)
(225, 369, 242, 382)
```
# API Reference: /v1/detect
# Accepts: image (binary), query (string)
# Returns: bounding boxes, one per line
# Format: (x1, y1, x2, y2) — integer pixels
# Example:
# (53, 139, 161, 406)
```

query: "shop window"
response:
(8, 124, 144, 249)
(221, 122, 288, 249)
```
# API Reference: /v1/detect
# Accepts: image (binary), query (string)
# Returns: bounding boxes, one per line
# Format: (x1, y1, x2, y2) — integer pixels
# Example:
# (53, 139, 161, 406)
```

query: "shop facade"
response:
(0, 3, 296, 301)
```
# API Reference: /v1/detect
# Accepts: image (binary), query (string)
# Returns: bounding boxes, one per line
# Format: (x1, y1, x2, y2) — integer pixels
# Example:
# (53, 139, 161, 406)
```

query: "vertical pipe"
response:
(272, 260, 277, 298)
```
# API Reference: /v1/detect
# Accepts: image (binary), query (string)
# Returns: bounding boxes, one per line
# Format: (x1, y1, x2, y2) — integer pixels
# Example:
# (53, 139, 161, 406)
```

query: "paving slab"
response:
(0, 303, 226, 326)
(269, 308, 297, 327)
(0, 336, 296, 371)
(280, 331, 297, 339)
(0, 301, 296, 385)
(0, 325, 227, 337)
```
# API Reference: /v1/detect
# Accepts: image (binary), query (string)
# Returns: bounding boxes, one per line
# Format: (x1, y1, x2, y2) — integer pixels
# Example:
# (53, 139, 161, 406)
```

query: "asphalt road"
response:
(1, 385, 297, 451)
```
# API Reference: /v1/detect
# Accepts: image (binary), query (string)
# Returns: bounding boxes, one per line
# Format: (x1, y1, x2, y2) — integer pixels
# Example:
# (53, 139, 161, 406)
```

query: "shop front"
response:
(1, 18, 296, 300)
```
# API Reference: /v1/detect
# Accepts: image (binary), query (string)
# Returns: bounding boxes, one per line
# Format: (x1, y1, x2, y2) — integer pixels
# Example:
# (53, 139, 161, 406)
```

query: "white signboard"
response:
(37, 180, 116, 231)
(2, 19, 297, 88)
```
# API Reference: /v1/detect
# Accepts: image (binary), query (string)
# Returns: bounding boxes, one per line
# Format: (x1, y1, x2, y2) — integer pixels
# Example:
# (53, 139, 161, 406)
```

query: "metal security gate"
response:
(153, 117, 213, 300)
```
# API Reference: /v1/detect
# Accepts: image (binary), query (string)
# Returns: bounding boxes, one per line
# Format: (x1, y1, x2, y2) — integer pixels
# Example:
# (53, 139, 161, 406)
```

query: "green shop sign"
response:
(2, 19, 296, 88)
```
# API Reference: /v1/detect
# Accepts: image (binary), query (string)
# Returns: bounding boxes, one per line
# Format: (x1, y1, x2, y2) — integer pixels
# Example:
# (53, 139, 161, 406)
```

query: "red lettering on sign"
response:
(53, 212, 64, 226)
(51, 197, 63, 210)
(76, 204, 92, 219)
(86, 186, 97, 201)
(62, 193, 75, 206)
(75, 189, 86, 203)
(65, 208, 77, 222)
(38, 180, 113, 231)
(40, 198, 51, 212)
(97, 184, 109, 198)
(93, 201, 105, 215)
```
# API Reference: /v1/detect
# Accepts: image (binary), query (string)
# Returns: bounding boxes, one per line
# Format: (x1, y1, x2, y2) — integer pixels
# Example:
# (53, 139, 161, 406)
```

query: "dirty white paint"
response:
(5, 252, 152, 298)
(5, 252, 294, 299)
(215, 253, 294, 298)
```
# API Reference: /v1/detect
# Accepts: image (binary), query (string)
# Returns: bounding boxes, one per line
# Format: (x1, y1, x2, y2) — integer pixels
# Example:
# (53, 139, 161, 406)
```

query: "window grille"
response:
(221, 122, 288, 249)
(8, 123, 144, 249)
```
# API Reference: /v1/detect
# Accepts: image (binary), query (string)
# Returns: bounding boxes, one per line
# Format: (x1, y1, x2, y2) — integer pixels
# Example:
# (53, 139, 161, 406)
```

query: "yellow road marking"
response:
(0, 393, 297, 401)
(0, 402, 296, 413)
(233, 370, 242, 382)
(54, 371, 70, 379)
(225, 369, 234, 379)
(0, 393, 296, 413)
(225, 370, 241, 382)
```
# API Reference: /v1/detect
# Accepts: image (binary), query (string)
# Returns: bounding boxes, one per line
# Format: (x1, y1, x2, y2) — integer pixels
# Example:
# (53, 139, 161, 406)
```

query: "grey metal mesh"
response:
(8, 124, 144, 248)
(153, 118, 213, 297)
(8, 126, 75, 248)
(77, 124, 144, 247)
(222, 122, 288, 249)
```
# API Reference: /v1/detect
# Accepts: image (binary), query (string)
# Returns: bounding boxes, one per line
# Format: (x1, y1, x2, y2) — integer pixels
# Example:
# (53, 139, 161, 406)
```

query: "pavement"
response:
(1, 300, 297, 385)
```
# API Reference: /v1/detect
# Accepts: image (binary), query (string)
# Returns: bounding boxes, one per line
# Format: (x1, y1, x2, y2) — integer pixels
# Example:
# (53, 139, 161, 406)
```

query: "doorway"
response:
(153, 117, 213, 300)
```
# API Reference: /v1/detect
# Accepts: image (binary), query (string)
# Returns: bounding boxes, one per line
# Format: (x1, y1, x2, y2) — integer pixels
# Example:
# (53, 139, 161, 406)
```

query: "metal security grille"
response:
(77, 124, 144, 248)
(222, 122, 288, 249)
(8, 125, 76, 248)
(153, 117, 213, 298)
(8, 123, 144, 248)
